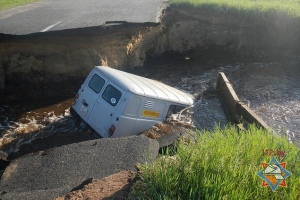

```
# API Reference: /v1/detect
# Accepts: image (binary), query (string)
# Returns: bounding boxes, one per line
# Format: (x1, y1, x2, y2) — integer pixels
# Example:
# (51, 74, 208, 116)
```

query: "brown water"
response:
(1, 59, 299, 158)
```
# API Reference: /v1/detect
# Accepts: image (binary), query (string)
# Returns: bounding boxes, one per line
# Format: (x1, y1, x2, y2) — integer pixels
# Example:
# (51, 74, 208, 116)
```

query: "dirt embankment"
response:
(0, 23, 159, 102)
(1, 5, 300, 102)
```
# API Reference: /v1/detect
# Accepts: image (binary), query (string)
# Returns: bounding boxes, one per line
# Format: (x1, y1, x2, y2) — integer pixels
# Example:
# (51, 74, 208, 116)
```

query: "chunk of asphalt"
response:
(156, 125, 194, 149)
(156, 132, 182, 149)
(156, 126, 197, 155)
(0, 135, 159, 200)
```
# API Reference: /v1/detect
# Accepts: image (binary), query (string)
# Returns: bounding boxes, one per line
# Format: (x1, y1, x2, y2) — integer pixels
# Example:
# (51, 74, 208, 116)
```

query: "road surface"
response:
(0, 136, 159, 200)
(0, 0, 168, 35)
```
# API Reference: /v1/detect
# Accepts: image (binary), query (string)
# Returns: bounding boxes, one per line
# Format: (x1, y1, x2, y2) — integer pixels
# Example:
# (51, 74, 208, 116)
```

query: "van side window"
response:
(166, 105, 185, 118)
(88, 74, 105, 93)
(102, 85, 122, 106)
(125, 97, 141, 116)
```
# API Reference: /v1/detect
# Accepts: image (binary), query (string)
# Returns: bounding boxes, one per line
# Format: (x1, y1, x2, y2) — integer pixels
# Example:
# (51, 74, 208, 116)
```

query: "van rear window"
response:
(102, 85, 122, 106)
(88, 74, 105, 93)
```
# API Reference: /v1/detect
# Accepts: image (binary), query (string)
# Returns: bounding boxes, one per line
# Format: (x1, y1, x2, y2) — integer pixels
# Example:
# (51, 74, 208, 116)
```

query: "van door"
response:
(74, 73, 106, 122)
(88, 83, 124, 137)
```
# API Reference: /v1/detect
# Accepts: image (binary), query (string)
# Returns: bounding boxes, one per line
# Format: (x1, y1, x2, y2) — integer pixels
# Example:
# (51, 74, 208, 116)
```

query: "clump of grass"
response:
(170, 0, 300, 18)
(131, 125, 300, 199)
(0, 0, 38, 11)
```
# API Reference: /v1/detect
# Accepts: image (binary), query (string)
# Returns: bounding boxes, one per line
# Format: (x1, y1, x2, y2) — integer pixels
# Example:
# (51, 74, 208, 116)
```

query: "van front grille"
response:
(144, 100, 154, 108)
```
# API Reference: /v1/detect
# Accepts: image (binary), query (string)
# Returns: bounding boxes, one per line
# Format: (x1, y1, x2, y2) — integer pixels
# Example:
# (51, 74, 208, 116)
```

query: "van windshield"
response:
(88, 74, 105, 93)
(102, 85, 122, 106)
(166, 105, 186, 118)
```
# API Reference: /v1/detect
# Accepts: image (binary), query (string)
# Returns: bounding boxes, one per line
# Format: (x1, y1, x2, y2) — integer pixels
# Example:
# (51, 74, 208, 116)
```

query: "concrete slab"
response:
(217, 72, 270, 130)
(0, 135, 159, 200)
(217, 72, 240, 121)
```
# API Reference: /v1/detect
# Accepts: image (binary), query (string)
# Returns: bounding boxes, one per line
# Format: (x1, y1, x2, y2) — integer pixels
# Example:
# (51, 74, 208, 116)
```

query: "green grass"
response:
(0, 0, 38, 10)
(170, 0, 300, 18)
(131, 125, 300, 199)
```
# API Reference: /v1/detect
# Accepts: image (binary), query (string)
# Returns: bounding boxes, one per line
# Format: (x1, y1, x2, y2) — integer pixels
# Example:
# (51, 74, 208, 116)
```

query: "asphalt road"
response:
(0, 0, 168, 35)
(0, 136, 159, 200)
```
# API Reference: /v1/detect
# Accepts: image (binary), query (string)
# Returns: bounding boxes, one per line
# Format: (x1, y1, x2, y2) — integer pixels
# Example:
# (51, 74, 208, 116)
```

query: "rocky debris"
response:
(0, 136, 159, 200)
(140, 118, 196, 149)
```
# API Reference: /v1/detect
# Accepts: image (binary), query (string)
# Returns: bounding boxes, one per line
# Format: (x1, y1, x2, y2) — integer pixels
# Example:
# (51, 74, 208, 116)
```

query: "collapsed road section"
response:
(0, 22, 161, 102)
(0, 136, 159, 200)
(1, 5, 300, 103)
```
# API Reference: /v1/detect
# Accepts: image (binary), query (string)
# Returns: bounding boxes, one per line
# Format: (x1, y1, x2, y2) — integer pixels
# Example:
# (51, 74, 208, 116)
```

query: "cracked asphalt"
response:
(0, 136, 159, 200)
(0, 0, 168, 35)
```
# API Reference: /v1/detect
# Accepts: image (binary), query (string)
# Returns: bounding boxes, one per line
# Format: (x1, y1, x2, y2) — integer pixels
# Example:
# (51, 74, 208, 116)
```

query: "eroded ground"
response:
(56, 170, 136, 200)
(1, 5, 300, 199)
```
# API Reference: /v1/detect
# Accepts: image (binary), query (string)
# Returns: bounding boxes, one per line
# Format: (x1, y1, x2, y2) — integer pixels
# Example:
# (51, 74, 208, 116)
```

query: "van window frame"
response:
(88, 74, 105, 94)
(166, 105, 186, 118)
(102, 84, 122, 107)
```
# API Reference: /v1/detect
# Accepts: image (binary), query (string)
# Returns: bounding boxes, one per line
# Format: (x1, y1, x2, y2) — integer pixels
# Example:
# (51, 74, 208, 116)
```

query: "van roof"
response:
(94, 66, 194, 105)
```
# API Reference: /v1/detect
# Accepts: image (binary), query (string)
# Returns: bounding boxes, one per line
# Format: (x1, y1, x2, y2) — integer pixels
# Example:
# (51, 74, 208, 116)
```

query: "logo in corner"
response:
(257, 157, 291, 191)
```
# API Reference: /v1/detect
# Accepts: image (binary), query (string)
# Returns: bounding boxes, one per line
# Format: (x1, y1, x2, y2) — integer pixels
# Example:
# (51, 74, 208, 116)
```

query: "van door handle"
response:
(81, 99, 88, 106)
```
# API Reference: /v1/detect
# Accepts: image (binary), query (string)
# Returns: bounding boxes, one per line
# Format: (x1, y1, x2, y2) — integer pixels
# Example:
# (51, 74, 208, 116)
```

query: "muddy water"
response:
(0, 59, 299, 158)
(0, 98, 98, 159)
(135, 58, 300, 145)
(226, 61, 300, 144)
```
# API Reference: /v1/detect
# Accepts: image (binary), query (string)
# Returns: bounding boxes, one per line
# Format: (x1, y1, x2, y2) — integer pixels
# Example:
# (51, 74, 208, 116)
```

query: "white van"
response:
(71, 66, 194, 138)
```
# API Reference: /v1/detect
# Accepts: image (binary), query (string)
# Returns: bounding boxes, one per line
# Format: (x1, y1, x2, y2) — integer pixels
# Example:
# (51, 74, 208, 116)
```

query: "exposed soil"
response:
(1, 5, 300, 102)
(0, 23, 159, 102)
(56, 170, 136, 200)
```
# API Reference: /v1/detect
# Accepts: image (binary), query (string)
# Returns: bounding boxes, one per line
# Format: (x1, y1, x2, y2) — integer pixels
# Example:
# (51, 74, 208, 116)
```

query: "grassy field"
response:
(0, 0, 38, 10)
(170, 0, 300, 18)
(131, 125, 300, 199)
